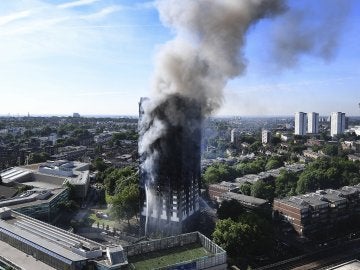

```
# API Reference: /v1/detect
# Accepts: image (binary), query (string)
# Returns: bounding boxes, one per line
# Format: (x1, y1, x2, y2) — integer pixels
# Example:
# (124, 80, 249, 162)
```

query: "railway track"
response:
(254, 239, 360, 270)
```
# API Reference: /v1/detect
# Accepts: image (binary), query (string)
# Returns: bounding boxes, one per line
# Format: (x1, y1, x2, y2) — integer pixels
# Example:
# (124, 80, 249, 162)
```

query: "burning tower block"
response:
(139, 95, 201, 236)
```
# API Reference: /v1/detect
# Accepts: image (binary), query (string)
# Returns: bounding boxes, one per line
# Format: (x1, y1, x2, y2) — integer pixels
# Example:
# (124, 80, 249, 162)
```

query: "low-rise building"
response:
(303, 149, 326, 160)
(208, 182, 239, 202)
(274, 185, 360, 236)
(0, 208, 127, 270)
(50, 146, 87, 161)
(1, 160, 90, 199)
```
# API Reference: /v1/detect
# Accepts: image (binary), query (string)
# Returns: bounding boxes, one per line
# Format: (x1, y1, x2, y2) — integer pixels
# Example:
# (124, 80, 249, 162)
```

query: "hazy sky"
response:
(0, 0, 359, 116)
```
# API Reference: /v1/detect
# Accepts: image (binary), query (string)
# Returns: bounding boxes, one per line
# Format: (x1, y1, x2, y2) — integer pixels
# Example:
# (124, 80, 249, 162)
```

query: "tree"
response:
(93, 157, 108, 172)
(203, 164, 237, 185)
(251, 181, 274, 201)
(239, 183, 252, 196)
(28, 152, 49, 164)
(217, 199, 244, 220)
(212, 218, 248, 258)
(265, 157, 284, 171)
(323, 144, 339, 156)
(40, 126, 53, 136)
(275, 170, 298, 198)
(295, 157, 360, 194)
(110, 183, 139, 225)
(296, 170, 325, 194)
(249, 141, 262, 153)
(236, 158, 266, 175)
(213, 213, 274, 259)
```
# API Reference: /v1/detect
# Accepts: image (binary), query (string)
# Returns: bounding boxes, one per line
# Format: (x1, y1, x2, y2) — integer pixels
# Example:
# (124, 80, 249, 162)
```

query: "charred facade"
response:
(139, 95, 201, 236)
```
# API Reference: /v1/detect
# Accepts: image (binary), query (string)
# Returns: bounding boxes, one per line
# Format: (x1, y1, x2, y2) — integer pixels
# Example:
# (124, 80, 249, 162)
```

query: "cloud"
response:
(57, 0, 101, 9)
(80, 5, 123, 20)
(0, 10, 31, 26)
(134, 1, 156, 10)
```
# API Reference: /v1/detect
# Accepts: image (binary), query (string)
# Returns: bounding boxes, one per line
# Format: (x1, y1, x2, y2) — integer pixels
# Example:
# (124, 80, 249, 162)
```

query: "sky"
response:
(0, 0, 359, 117)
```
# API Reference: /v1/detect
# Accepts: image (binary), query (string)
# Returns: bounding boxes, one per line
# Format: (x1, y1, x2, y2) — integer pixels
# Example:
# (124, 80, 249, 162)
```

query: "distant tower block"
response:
(262, 129, 271, 144)
(230, 129, 239, 145)
(307, 112, 319, 134)
(295, 112, 307, 135)
(73, 113, 80, 118)
(330, 112, 346, 137)
(139, 96, 201, 236)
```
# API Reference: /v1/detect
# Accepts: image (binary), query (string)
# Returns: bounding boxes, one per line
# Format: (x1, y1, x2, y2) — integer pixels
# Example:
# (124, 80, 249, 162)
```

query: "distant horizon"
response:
(1, 113, 360, 119)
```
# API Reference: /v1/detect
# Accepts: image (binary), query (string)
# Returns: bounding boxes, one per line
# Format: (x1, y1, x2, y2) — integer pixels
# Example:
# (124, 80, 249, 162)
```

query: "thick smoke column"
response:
(139, 0, 286, 235)
(151, 0, 286, 114)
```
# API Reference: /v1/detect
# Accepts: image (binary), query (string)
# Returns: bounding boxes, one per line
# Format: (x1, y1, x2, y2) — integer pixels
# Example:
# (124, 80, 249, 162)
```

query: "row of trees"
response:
(203, 156, 284, 186)
(248, 157, 360, 201)
(204, 156, 360, 202)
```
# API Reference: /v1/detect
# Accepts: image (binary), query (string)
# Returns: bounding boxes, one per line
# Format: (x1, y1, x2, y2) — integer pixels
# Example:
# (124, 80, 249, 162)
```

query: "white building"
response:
(262, 129, 271, 144)
(307, 112, 319, 134)
(231, 129, 239, 144)
(295, 112, 307, 135)
(330, 112, 346, 137)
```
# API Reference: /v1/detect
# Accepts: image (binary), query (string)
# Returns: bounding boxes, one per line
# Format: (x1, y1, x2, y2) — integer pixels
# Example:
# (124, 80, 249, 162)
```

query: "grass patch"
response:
(129, 243, 211, 270)
(87, 210, 116, 228)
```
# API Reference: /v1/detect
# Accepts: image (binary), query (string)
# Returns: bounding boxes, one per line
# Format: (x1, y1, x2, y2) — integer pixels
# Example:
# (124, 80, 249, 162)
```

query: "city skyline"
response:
(0, 0, 359, 116)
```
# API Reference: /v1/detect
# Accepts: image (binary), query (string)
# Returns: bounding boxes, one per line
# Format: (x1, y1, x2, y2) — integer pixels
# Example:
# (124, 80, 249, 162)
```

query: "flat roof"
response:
(0, 219, 85, 262)
(221, 192, 268, 206)
(9, 188, 66, 210)
(0, 211, 105, 262)
(0, 238, 56, 270)
(1, 168, 32, 184)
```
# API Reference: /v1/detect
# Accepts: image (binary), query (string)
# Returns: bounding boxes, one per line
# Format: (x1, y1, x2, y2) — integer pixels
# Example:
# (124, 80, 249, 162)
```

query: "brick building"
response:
(273, 185, 360, 236)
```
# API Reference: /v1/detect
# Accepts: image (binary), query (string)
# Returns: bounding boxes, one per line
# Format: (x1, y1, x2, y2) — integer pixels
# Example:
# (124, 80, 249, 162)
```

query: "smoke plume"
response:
(270, 0, 352, 68)
(138, 0, 351, 235)
(139, 0, 287, 235)
(140, 0, 287, 152)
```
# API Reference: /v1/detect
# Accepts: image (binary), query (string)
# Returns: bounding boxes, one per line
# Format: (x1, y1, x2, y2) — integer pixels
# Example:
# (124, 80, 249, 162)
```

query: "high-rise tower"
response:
(262, 129, 271, 144)
(330, 112, 346, 137)
(295, 112, 307, 135)
(307, 112, 319, 134)
(139, 95, 201, 236)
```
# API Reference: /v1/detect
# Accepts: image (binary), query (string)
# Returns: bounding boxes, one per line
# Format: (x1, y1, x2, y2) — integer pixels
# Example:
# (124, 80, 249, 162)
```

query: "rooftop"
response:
(8, 188, 66, 210)
(0, 210, 90, 262)
(276, 184, 360, 210)
(130, 243, 210, 270)
(0, 238, 56, 270)
(1, 161, 90, 188)
(220, 192, 268, 207)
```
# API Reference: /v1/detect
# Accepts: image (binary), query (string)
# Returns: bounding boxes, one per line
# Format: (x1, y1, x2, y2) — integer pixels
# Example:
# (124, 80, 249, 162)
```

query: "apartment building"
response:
(330, 112, 346, 137)
(295, 112, 307, 136)
(307, 112, 319, 134)
(274, 185, 360, 236)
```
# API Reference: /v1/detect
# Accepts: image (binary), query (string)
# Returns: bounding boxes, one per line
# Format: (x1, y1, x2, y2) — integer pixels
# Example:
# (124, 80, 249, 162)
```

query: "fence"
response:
(124, 231, 226, 270)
